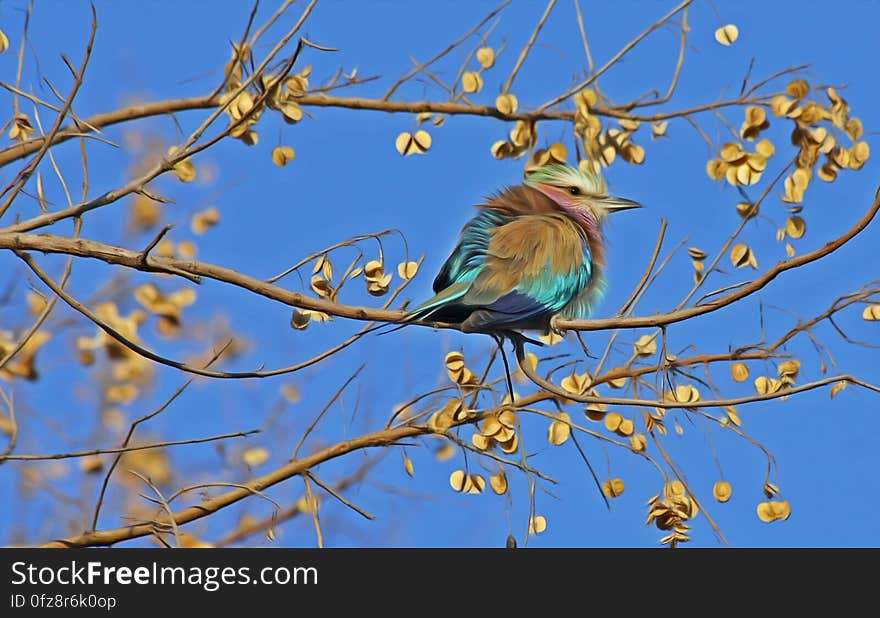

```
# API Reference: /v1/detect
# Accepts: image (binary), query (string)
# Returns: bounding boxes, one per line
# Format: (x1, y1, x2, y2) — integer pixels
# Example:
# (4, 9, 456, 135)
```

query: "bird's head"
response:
(523, 163, 640, 222)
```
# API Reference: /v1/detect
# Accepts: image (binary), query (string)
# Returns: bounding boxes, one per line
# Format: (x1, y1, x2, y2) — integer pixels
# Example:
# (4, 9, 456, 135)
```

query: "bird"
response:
(405, 163, 640, 339)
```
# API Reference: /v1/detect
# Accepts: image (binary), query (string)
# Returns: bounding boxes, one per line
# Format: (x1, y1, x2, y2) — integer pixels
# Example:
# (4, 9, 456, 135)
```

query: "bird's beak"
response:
(601, 195, 641, 213)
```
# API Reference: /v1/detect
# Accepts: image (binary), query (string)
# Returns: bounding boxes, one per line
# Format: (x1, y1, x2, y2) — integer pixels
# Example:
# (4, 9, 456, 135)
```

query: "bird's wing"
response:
(459, 214, 594, 329)
(432, 209, 509, 293)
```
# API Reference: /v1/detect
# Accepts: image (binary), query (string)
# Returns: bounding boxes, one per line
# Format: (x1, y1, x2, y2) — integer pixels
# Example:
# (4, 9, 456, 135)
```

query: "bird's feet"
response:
(501, 330, 545, 348)
(548, 315, 567, 338)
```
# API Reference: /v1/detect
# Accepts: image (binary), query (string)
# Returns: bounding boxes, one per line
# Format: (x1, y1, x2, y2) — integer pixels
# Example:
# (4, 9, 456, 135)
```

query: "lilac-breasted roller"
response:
(408, 163, 640, 335)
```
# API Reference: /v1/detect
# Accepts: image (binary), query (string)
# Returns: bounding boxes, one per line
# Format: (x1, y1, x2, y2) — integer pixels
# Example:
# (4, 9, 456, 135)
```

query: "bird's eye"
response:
(568, 186, 581, 196)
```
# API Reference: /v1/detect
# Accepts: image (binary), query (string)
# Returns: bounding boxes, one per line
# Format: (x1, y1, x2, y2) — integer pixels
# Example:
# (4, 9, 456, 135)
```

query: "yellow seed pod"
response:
(499, 433, 518, 454)
(602, 478, 625, 498)
(498, 409, 516, 429)
(242, 447, 270, 467)
(629, 433, 647, 453)
(736, 164, 761, 185)
(576, 88, 597, 108)
(786, 79, 809, 100)
(461, 71, 484, 94)
(714, 24, 739, 46)
(489, 473, 508, 495)
(754, 376, 783, 395)
(725, 406, 742, 426)
(770, 95, 797, 117)
(850, 142, 870, 169)
(713, 481, 732, 503)
(481, 414, 503, 438)
(785, 216, 806, 239)
(736, 201, 758, 219)
(604, 412, 622, 432)
(652, 121, 668, 139)
(744, 106, 767, 128)
(271, 146, 295, 167)
(430, 401, 459, 431)
(471, 433, 492, 451)
(560, 371, 589, 395)
(777, 359, 801, 378)
(622, 143, 645, 165)
(395, 130, 432, 156)
(616, 418, 634, 437)
(862, 305, 880, 321)
(664, 479, 686, 499)
(845, 118, 864, 141)
(731, 362, 749, 382)
(706, 159, 727, 180)
(585, 402, 607, 421)
(674, 384, 701, 403)
(466, 474, 486, 494)
(397, 261, 419, 280)
(528, 515, 547, 534)
(491, 140, 515, 159)
(171, 157, 197, 183)
(290, 309, 311, 330)
(476, 46, 495, 69)
(688, 247, 707, 260)
(495, 93, 518, 115)
(757, 500, 791, 523)
(547, 142, 568, 163)
(730, 244, 758, 269)
(633, 334, 657, 357)
(449, 470, 467, 492)
(548, 413, 571, 446)
(818, 162, 838, 182)
(445, 351, 465, 374)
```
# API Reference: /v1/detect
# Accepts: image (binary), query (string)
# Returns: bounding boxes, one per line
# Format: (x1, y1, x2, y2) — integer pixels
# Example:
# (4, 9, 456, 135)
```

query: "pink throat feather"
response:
(535, 184, 606, 268)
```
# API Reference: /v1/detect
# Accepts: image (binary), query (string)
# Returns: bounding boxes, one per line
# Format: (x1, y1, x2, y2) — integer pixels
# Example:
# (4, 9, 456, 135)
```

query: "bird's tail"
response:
(364, 281, 472, 337)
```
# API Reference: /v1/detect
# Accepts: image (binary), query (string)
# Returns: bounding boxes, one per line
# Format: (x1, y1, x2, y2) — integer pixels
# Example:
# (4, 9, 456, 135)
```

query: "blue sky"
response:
(0, 1, 878, 547)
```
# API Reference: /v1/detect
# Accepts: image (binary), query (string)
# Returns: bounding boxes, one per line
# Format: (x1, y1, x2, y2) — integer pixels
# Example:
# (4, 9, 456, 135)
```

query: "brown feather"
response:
(480, 185, 560, 216)
(465, 214, 586, 304)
